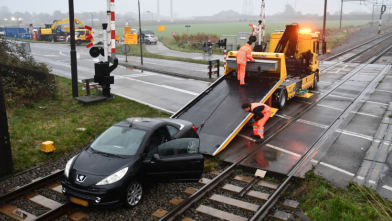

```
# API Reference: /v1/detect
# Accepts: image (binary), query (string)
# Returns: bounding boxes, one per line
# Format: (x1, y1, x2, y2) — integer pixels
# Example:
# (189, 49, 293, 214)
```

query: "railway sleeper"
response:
(269, 210, 292, 221)
(198, 178, 269, 202)
(196, 204, 248, 221)
(151, 208, 195, 221)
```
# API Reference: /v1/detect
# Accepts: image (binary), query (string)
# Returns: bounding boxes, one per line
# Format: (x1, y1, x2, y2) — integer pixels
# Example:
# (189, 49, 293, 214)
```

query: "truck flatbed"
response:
(172, 74, 282, 155)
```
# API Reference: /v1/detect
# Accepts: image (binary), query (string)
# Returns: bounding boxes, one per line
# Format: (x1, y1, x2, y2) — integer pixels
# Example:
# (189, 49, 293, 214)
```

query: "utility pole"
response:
(170, 0, 173, 22)
(339, 0, 343, 30)
(68, 0, 78, 98)
(323, 0, 327, 42)
(138, 0, 143, 65)
(372, 0, 377, 26)
(90, 12, 94, 28)
(378, 1, 386, 34)
(157, 0, 160, 22)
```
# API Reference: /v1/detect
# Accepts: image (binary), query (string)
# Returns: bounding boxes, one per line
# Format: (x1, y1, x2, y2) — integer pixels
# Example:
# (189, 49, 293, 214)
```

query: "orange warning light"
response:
(299, 29, 311, 33)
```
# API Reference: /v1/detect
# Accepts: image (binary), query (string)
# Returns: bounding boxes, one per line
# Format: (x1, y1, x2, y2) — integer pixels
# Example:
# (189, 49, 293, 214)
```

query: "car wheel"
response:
(146, 40, 150, 44)
(124, 181, 143, 208)
(76, 40, 82, 46)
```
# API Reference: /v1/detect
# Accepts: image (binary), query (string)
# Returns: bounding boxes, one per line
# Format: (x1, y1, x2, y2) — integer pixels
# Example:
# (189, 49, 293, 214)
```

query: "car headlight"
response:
(64, 156, 76, 178)
(96, 167, 128, 186)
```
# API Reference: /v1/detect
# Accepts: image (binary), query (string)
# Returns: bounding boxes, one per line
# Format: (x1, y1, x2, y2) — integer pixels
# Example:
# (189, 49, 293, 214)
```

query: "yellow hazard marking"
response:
(295, 93, 313, 98)
(270, 107, 278, 117)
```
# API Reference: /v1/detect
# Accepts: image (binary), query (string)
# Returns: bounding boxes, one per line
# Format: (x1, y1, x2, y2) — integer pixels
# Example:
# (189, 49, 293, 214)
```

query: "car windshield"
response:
(90, 126, 147, 156)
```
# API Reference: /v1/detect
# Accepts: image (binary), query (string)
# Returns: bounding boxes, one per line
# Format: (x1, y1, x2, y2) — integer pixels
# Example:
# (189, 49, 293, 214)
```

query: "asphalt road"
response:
(29, 42, 209, 113)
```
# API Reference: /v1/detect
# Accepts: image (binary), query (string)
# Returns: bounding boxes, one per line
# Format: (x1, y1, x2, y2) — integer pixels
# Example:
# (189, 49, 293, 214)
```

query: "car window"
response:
(90, 126, 147, 156)
(157, 138, 199, 157)
(166, 125, 179, 137)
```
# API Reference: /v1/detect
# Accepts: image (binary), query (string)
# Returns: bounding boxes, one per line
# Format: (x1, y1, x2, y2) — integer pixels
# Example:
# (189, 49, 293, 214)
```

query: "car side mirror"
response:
(152, 154, 160, 162)
(141, 153, 146, 160)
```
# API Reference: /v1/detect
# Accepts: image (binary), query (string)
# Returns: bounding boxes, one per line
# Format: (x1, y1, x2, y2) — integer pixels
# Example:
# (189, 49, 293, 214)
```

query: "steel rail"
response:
(325, 31, 392, 61)
(160, 39, 392, 221)
(0, 170, 64, 204)
(250, 45, 392, 221)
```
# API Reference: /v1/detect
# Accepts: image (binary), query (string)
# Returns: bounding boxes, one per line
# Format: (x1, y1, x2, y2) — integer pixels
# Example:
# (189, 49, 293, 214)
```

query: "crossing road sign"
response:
(172, 32, 176, 36)
(125, 34, 137, 44)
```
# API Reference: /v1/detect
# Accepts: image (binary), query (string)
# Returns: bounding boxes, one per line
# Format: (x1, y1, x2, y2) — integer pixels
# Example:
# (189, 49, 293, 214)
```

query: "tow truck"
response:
(172, 24, 327, 156)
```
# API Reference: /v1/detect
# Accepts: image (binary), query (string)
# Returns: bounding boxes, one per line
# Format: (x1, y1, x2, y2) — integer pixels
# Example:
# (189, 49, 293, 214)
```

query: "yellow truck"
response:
(38, 17, 85, 42)
(67, 29, 93, 46)
(171, 24, 326, 156)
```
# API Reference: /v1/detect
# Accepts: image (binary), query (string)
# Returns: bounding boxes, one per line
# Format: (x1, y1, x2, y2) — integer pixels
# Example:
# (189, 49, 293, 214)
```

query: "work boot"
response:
(255, 138, 264, 143)
(240, 83, 248, 86)
(251, 135, 259, 139)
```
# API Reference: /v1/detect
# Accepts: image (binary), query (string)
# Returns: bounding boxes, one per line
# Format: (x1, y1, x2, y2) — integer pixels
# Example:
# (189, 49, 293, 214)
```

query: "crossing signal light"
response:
(89, 47, 104, 58)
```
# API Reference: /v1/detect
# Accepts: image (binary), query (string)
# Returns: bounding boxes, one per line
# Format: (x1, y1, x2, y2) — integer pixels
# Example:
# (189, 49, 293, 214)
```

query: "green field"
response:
(116, 20, 370, 38)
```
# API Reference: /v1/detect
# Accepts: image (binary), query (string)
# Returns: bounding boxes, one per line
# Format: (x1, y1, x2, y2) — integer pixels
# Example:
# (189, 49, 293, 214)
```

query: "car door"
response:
(143, 138, 204, 182)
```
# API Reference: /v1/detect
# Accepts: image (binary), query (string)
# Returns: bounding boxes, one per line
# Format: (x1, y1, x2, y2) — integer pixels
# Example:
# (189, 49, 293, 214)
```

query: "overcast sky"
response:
(1, 0, 383, 17)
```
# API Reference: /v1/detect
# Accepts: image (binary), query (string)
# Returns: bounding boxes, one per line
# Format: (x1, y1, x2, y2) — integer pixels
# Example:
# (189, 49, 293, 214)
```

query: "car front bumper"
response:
(61, 178, 124, 208)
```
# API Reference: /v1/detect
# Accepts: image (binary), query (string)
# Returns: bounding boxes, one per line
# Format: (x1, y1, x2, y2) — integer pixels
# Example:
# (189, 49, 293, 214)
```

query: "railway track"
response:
(0, 169, 84, 221)
(154, 42, 392, 221)
(2, 29, 392, 221)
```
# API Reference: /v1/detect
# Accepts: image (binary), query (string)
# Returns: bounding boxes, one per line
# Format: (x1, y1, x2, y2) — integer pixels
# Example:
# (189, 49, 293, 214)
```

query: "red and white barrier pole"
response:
(262, 0, 265, 42)
(110, 0, 116, 55)
(224, 49, 227, 72)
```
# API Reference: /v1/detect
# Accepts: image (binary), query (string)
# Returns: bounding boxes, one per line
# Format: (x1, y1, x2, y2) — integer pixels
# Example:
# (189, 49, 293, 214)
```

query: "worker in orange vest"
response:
(236, 40, 254, 85)
(242, 102, 272, 143)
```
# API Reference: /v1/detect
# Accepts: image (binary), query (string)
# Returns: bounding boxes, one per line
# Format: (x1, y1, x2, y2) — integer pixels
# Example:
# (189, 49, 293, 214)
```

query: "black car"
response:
(61, 117, 204, 208)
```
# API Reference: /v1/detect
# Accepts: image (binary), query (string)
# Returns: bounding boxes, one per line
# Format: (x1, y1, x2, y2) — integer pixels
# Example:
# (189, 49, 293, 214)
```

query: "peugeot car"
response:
(61, 117, 204, 208)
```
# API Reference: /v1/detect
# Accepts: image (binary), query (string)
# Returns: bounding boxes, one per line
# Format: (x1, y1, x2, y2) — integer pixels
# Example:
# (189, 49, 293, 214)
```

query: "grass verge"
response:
(116, 43, 225, 66)
(7, 75, 170, 171)
(294, 170, 392, 221)
(161, 38, 225, 55)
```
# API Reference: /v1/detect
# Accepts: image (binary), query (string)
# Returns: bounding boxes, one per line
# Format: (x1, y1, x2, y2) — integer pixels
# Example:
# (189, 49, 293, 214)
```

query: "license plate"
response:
(70, 197, 89, 207)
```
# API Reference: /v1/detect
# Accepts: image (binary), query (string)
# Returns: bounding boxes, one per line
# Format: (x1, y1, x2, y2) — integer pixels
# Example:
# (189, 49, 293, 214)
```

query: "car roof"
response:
(114, 117, 192, 131)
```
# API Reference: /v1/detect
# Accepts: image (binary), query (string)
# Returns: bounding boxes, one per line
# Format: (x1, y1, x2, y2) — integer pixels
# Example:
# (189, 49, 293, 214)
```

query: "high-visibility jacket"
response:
(251, 103, 270, 117)
(236, 43, 254, 65)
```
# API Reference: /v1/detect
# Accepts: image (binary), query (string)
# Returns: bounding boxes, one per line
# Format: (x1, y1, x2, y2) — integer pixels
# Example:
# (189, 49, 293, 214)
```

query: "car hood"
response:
(72, 150, 134, 176)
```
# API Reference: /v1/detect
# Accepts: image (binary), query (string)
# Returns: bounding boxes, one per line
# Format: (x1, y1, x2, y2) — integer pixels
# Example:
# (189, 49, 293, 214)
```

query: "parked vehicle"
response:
(62, 117, 204, 208)
(144, 34, 158, 44)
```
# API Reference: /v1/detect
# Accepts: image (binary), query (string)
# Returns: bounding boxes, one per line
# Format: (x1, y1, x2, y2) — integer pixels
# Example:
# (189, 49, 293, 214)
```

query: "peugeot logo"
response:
(76, 174, 87, 183)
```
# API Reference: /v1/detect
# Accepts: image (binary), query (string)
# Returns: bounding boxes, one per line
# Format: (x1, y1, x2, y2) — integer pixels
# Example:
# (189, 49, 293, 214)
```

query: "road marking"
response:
(319, 81, 332, 84)
(316, 104, 381, 118)
(59, 51, 69, 57)
(114, 93, 175, 114)
(369, 180, 376, 184)
(357, 176, 364, 180)
(266, 144, 301, 157)
(122, 73, 157, 78)
(43, 55, 58, 57)
(334, 65, 348, 73)
(112, 74, 199, 96)
(319, 162, 355, 176)
(328, 94, 353, 100)
(383, 185, 392, 191)
(375, 89, 392, 93)
(365, 100, 389, 106)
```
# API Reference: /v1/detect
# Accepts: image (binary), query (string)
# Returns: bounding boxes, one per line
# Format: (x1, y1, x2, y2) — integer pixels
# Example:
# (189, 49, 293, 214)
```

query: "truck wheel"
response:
(76, 40, 82, 46)
(312, 73, 318, 89)
(48, 35, 53, 42)
(272, 88, 287, 110)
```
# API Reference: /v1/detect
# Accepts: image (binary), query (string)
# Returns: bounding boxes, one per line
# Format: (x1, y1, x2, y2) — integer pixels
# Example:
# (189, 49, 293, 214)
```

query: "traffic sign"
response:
(185, 25, 191, 27)
(28, 26, 33, 32)
(125, 20, 129, 27)
(124, 27, 132, 34)
(158, 26, 165, 31)
(121, 44, 130, 54)
(125, 34, 138, 44)
(172, 32, 177, 36)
